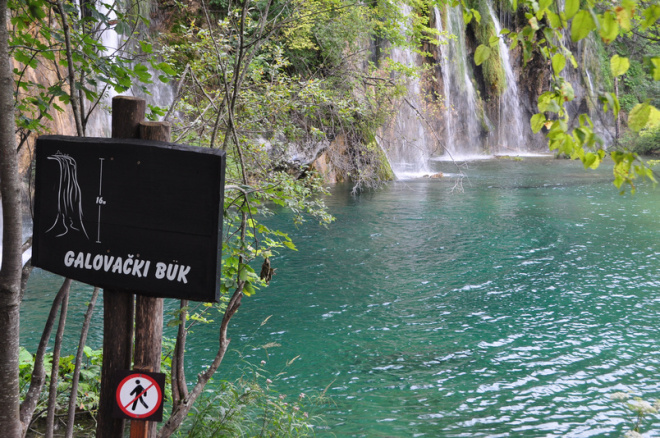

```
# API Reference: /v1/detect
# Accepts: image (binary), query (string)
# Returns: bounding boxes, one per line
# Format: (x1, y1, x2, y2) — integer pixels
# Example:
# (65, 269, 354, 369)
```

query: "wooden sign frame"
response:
(32, 135, 225, 302)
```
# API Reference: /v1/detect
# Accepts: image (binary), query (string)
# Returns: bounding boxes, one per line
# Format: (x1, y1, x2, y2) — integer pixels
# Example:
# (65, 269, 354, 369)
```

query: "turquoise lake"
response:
(21, 157, 660, 437)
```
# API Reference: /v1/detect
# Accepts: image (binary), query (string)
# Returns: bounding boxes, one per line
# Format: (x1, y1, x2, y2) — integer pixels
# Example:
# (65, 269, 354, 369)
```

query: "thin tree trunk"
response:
(156, 285, 243, 438)
(171, 300, 189, 409)
(45, 287, 70, 438)
(55, 0, 84, 136)
(20, 279, 71, 435)
(0, 0, 25, 434)
(65, 287, 100, 438)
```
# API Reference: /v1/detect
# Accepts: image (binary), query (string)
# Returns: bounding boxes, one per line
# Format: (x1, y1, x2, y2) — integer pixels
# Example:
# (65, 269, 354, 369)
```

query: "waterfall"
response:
(85, 1, 174, 138)
(487, 3, 525, 153)
(435, 6, 483, 159)
(382, 5, 432, 178)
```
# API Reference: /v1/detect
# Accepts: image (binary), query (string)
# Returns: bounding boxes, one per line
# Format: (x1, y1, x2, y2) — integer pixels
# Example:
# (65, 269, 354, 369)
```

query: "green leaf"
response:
(243, 282, 255, 296)
(616, 0, 634, 30)
(238, 266, 248, 281)
(571, 10, 596, 42)
(642, 4, 660, 29)
(528, 16, 540, 30)
(471, 9, 481, 24)
(488, 35, 500, 48)
(538, 0, 552, 12)
(583, 152, 599, 169)
(628, 103, 652, 132)
(156, 62, 176, 76)
(538, 92, 561, 113)
(565, 0, 579, 19)
(652, 57, 660, 81)
(530, 113, 546, 133)
(463, 9, 473, 25)
(552, 53, 566, 76)
(546, 11, 562, 29)
(560, 81, 575, 101)
(19, 347, 33, 365)
(598, 11, 619, 44)
(474, 44, 491, 66)
(610, 55, 630, 77)
(139, 41, 153, 54)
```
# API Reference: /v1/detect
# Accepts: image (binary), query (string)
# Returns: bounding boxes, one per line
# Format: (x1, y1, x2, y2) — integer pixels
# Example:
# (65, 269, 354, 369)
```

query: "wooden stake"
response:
(129, 120, 170, 438)
(96, 96, 145, 438)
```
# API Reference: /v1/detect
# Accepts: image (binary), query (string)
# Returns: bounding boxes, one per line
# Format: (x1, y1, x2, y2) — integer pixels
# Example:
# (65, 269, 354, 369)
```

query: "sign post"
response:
(32, 96, 226, 438)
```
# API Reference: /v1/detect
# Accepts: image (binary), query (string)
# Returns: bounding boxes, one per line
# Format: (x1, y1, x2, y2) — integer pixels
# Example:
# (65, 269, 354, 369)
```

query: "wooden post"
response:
(129, 121, 171, 438)
(96, 96, 145, 438)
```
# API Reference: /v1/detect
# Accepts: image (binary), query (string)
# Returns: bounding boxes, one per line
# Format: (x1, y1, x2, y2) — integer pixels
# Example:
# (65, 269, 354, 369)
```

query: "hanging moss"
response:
(471, 0, 506, 96)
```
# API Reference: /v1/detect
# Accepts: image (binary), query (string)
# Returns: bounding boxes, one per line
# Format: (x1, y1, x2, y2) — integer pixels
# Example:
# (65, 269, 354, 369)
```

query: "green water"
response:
(22, 158, 660, 437)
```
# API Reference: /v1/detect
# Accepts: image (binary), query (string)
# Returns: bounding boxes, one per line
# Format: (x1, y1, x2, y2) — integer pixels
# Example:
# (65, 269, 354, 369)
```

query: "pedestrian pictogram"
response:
(114, 370, 165, 421)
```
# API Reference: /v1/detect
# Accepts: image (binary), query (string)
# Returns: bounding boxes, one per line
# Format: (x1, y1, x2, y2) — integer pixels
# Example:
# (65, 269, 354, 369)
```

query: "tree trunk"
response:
(65, 287, 99, 438)
(45, 287, 70, 438)
(20, 279, 71, 436)
(0, 0, 25, 435)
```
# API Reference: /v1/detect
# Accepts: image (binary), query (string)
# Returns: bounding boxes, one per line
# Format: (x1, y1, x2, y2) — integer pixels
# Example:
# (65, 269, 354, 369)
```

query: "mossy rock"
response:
(370, 142, 395, 181)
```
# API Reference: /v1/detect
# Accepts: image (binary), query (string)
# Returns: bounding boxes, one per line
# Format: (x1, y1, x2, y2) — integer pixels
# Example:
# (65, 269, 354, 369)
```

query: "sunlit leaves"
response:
(651, 58, 660, 81)
(552, 53, 565, 76)
(537, 91, 561, 113)
(514, 0, 657, 193)
(642, 4, 660, 29)
(530, 113, 546, 133)
(571, 10, 595, 42)
(564, 0, 579, 19)
(560, 80, 574, 101)
(474, 44, 491, 66)
(614, 0, 634, 31)
(628, 102, 660, 133)
(610, 55, 630, 77)
(598, 10, 619, 43)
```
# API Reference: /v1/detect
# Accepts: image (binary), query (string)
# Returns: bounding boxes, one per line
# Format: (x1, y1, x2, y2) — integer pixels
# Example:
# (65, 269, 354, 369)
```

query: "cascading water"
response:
(435, 6, 483, 159)
(84, 1, 119, 138)
(383, 5, 432, 178)
(487, 3, 525, 153)
(85, 1, 174, 138)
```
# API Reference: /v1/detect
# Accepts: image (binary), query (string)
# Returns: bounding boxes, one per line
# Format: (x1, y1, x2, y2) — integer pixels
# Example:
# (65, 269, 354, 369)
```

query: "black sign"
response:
(32, 135, 225, 302)
(113, 370, 166, 421)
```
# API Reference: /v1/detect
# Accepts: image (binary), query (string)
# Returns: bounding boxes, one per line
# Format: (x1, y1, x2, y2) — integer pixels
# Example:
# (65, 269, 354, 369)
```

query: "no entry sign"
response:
(32, 135, 226, 302)
(114, 370, 166, 421)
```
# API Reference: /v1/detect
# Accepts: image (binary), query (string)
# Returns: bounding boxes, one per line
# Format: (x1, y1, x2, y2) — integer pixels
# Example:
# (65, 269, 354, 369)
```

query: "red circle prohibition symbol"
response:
(116, 373, 162, 419)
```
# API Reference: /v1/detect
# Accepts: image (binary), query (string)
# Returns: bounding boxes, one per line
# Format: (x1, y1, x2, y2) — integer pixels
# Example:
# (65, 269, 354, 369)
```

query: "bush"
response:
(618, 126, 660, 155)
(178, 360, 326, 438)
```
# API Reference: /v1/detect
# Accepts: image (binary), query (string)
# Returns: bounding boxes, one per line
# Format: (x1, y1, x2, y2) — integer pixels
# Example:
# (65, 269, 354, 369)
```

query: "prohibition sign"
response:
(116, 373, 163, 419)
